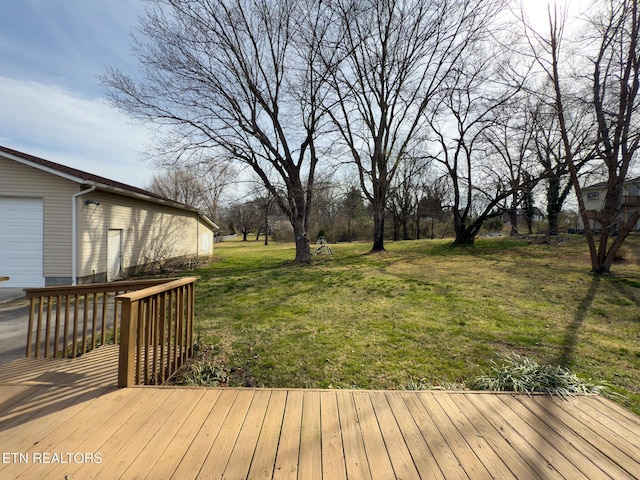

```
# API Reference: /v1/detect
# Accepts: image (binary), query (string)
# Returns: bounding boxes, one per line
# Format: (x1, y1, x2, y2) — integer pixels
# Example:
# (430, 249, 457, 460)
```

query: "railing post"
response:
(118, 298, 139, 388)
(26, 297, 36, 357)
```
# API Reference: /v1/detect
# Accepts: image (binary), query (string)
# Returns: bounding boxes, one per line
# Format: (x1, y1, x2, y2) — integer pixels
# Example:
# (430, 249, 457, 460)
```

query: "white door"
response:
(201, 232, 211, 254)
(107, 229, 123, 281)
(0, 197, 44, 287)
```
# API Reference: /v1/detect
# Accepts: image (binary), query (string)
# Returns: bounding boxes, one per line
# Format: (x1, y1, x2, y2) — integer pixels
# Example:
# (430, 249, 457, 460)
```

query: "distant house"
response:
(502, 207, 546, 227)
(0, 146, 218, 289)
(577, 177, 640, 232)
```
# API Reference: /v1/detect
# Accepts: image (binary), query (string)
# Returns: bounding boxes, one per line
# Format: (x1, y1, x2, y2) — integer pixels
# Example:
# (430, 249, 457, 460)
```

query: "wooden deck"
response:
(1, 346, 639, 479)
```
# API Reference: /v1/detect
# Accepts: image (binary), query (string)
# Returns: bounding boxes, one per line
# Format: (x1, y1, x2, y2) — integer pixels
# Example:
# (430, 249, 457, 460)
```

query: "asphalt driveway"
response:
(0, 296, 30, 365)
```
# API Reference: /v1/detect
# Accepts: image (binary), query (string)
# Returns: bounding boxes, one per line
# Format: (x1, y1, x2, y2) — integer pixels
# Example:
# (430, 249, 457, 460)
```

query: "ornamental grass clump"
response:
(403, 378, 466, 391)
(471, 353, 609, 398)
(180, 360, 229, 387)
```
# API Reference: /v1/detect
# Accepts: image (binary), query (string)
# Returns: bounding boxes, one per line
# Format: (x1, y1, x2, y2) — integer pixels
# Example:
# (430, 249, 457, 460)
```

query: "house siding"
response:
(0, 155, 77, 283)
(1, 150, 216, 288)
(78, 190, 212, 281)
(578, 181, 640, 231)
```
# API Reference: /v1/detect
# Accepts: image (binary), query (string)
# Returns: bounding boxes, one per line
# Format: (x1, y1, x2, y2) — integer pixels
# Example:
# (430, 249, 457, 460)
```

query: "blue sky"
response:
(0, 0, 155, 187)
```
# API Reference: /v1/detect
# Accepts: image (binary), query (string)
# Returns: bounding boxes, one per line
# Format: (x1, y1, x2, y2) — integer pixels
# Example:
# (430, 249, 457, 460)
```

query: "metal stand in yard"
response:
(314, 236, 333, 255)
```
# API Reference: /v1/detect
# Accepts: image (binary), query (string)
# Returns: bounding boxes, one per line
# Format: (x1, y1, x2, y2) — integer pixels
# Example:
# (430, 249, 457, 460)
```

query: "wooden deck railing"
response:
(117, 277, 198, 387)
(24, 279, 176, 360)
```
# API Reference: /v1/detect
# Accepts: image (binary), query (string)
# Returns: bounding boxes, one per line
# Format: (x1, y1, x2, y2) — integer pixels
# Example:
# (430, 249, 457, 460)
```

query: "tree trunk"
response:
(453, 210, 481, 245)
(264, 214, 269, 246)
(292, 219, 311, 264)
(547, 176, 561, 235)
(294, 234, 311, 263)
(371, 207, 386, 252)
(509, 208, 518, 236)
(392, 211, 400, 241)
(547, 204, 560, 235)
(453, 228, 477, 245)
(596, 211, 640, 273)
(402, 214, 410, 240)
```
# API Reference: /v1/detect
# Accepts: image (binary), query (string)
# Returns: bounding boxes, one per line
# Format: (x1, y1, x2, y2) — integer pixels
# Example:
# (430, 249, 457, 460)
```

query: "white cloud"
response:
(0, 76, 155, 187)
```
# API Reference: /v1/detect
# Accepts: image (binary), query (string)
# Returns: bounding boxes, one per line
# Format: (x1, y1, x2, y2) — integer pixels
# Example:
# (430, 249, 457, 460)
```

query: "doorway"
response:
(107, 229, 123, 281)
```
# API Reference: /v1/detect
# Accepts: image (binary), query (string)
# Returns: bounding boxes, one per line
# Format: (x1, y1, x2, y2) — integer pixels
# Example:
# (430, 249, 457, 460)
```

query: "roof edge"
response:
(1, 145, 218, 226)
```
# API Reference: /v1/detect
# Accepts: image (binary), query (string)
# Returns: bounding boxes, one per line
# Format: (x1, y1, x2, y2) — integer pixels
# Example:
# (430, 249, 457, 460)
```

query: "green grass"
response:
(191, 235, 640, 414)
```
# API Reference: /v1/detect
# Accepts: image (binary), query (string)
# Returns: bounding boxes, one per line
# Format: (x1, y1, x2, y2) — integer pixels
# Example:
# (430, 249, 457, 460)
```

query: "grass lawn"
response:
(190, 234, 640, 415)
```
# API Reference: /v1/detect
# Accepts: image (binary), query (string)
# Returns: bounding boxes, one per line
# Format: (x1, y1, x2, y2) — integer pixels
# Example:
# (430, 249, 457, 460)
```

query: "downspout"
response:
(196, 212, 200, 258)
(71, 185, 96, 285)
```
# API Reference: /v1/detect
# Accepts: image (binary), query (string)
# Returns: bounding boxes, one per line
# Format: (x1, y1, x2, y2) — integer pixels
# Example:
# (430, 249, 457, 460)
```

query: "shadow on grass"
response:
(557, 276, 600, 368)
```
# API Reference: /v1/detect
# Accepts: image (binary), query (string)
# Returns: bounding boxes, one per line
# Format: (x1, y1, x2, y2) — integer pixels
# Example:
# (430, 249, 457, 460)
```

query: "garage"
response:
(0, 197, 44, 288)
(1, 146, 218, 288)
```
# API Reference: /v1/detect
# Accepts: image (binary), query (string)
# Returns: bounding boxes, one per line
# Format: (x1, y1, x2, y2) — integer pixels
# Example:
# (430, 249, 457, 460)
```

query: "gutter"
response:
(71, 185, 96, 285)
(91, 182, 219, 229)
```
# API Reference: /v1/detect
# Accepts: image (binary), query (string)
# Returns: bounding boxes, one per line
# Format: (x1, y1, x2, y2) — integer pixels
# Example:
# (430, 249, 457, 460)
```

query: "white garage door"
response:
(0, 197, 44, 288)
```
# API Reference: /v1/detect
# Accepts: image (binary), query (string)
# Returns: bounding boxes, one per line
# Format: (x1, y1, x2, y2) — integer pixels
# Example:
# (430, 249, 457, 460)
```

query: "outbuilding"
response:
(0, 145, 217, 289)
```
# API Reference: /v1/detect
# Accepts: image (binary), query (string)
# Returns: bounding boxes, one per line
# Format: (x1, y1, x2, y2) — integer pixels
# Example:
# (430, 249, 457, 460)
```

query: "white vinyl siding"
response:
(78, 191, 211, 278)
(1, 153, 216, 286)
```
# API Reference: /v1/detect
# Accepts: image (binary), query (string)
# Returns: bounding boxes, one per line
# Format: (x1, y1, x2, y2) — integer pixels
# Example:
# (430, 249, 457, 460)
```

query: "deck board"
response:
(352, 392, 397, 480)
(247, 390, 287, 480)
(145, 389, 223, 478)
(119, 388, 208, 479)
(273, 389, 303, 480)
(519, 395, 638, 479)
(448, 392, 541, 480)
(171, 389, 240, 478)
(495, 393, 607, 479)
(401, 392, 463, 479)
(199, 388, 256, 478)
(387, 393, 444, 480)
(1, 347, 639, 479)
(368, 392, 420, 479)
(434, 392, 517, 480)
(336, 389, 373, 480)
(298, 390, 322, 480)
(319, 391, 348, 480)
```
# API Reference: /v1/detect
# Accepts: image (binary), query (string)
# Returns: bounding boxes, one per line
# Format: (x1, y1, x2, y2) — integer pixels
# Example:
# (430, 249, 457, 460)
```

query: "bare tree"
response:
(225, 200, 261, 240)
(416, 174, 450, 239)
(341, 183, 366, 242)
(529, 0, 640, 272)
(102, 0, 332, 263)
(253, 192, 275, 245)
(318, 187, 345, 243)
(426, 39, 530, 244)
(528, 93, 594, 235)
(147, 159, 236, 221)
(323, 0, 505, 252)
(388, 154, 430, 240)
(483, 98, 539, 236)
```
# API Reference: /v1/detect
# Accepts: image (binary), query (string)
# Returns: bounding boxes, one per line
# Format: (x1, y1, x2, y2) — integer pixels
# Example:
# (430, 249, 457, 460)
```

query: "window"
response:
(587, 192, 599, 200)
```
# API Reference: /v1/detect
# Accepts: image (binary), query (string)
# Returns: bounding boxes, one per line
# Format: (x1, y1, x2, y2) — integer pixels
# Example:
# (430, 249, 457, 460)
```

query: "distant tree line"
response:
(104, 0, 640, 273)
